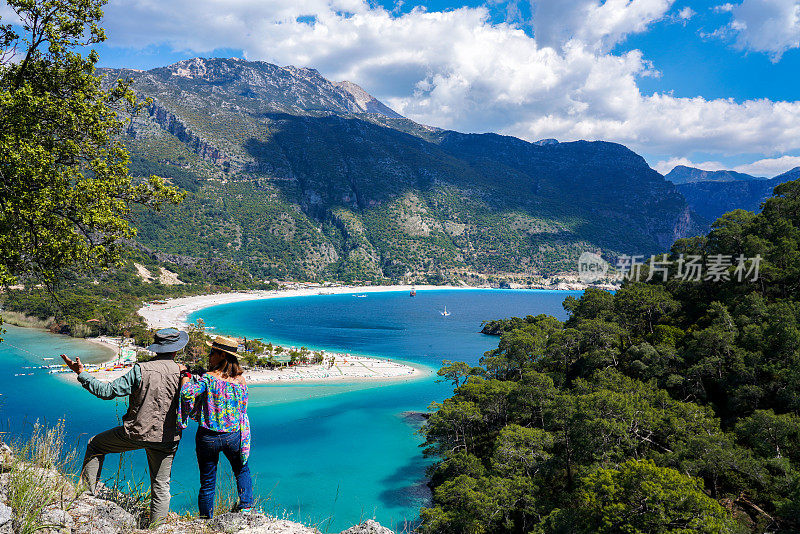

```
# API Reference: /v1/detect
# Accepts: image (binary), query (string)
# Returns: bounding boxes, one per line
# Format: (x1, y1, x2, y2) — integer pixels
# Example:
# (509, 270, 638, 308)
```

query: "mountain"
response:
(675, 166, 800, 223)
(664, 165, 765, 184)
(102, 57, 702, 283)
(773, 166, 800, 183)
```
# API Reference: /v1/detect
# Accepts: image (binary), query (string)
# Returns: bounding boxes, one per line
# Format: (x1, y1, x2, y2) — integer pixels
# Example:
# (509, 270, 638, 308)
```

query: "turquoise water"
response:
(0, 289, 578, 531)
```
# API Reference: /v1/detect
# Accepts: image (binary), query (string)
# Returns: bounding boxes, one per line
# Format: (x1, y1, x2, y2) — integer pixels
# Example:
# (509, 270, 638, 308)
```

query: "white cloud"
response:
(530, 0, 674, 51)
(100, 0, 800, 171)
(733, 155, 800, 176)
(720, 0, 800, 61)
(654, 154, 800, 177)
(677, 6, 696, 20)
(653, 157, 727, 175)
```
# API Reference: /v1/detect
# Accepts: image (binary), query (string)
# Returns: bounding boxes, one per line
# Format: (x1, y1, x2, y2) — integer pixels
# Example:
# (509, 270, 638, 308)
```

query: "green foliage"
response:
(0, 249, 235, 339)
(420, 181, 800, 533)
(0, 0, 182, 289)
(544, 460, 737, 534)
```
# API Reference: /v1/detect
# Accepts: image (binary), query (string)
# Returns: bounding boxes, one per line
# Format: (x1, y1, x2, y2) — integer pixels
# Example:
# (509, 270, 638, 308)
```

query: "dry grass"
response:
(3, 420, 153, 532)
(0, 310, 54, 329)
(5, 419, 81, 534)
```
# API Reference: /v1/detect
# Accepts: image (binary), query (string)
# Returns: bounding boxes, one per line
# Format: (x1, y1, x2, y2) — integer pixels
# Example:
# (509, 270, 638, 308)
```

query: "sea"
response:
(0, 288, 579, 531)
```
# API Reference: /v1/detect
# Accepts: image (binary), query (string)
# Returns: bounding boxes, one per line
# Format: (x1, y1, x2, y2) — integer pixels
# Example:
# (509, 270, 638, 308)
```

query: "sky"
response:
(11, 0, 800, 176)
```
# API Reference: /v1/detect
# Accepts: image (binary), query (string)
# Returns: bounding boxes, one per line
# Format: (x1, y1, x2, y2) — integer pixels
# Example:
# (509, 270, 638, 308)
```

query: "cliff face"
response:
(147, 103, 228, 165)
(100, 57, 703, 281)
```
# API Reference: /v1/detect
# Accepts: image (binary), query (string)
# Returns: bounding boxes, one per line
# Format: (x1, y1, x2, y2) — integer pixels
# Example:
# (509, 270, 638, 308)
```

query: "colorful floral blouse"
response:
(179, 374, 251, 462)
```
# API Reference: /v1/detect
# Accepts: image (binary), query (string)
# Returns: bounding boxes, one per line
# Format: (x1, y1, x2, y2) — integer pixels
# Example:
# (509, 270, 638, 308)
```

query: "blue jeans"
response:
(195, 427, 254, 518)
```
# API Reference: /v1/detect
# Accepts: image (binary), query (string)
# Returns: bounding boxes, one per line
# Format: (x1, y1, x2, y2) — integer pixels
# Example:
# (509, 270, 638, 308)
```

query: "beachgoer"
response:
(180, 335, 253, 518)
(61, 328, 189, 525)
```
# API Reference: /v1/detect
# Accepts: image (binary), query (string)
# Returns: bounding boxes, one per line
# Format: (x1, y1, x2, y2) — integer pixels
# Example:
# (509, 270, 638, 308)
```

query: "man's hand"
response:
(61, 354, 85, 375)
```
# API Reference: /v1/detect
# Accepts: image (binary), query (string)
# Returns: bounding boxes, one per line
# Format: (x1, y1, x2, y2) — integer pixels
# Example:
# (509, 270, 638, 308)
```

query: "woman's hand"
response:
(61, 354, 84, 374)
(180, 368, 192, 386)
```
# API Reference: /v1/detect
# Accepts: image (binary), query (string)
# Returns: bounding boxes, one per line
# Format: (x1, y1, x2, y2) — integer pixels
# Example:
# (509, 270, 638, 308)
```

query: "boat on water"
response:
(441, 306, 451, 317)
(410, 287, 416, 297)
(354, 294, 367, 298)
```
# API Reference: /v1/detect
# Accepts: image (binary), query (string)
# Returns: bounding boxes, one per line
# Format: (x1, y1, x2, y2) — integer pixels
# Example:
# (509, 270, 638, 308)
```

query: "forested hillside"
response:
(100, 58, 702, 283)
(420, 180, 800, 533)
(673, 166, 800, 223)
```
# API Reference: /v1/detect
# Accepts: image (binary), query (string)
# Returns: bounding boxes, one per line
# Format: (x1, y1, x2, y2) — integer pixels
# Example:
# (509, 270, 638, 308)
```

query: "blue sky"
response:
(59, 1, 800, 175)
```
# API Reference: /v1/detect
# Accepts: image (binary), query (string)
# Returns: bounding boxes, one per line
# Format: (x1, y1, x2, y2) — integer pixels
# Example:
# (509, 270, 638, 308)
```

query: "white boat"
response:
(440, 306, 450, 317)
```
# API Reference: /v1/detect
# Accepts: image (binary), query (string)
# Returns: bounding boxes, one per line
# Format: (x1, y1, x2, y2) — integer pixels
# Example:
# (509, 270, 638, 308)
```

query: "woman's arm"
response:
(180, 374, 208, 399)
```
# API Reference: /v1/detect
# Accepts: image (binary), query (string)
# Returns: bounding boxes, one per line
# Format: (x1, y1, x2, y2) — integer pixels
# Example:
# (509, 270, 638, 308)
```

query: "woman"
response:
(180, 335, 253, 518)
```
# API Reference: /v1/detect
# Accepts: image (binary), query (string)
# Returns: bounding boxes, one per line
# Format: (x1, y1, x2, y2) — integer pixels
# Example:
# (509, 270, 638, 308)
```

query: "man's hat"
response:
(146, 328, 189, 353)
(207, 335, 240, 358)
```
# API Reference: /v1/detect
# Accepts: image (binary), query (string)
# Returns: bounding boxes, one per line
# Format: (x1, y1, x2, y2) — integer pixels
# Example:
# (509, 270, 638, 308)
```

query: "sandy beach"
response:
(83, 353, 432, 384)
(78, 282, 593, 385)
(96, 287, 453, 384)
(137, 284, 473, 329)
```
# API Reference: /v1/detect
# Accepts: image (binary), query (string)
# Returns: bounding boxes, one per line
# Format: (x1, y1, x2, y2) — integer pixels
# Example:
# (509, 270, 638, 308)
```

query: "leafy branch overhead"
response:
(0, 0, 183, 288)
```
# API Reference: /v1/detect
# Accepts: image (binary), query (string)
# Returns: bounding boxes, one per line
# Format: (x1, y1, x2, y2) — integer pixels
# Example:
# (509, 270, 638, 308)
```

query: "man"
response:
(61, 328, 189, 525)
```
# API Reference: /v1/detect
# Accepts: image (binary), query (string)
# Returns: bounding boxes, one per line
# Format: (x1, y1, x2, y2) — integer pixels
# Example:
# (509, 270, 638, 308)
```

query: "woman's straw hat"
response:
(207, 335, 240, 358)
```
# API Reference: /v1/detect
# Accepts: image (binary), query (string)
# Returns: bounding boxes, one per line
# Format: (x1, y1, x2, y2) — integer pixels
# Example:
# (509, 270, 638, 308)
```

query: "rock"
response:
(0, 442, 12, 472)
(39, 506, 73, 533)
(0, 503, 11, 527)
(208, 512, 271, 533)
(205, 512, 320, 534)
(239, 520, 318, 533)
(338, 519, 394, 534)
(68, 494, 136, 533)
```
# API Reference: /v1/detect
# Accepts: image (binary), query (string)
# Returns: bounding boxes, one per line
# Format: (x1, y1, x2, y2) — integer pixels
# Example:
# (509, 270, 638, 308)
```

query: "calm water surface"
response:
(0, 289, 578, 531)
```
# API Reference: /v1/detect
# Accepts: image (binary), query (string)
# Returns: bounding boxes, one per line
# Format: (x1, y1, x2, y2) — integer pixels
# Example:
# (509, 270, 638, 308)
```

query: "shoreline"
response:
(83, 354, 433, 385)
(127, 284, 588, 386)
(77, 331, 431, 386)
(137, 283, 605, 330)
(137, 284, 470, 330)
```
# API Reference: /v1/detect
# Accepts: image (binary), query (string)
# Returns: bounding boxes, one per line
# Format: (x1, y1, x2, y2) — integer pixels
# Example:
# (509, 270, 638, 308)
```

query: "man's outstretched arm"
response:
(61, 355, 141, 400)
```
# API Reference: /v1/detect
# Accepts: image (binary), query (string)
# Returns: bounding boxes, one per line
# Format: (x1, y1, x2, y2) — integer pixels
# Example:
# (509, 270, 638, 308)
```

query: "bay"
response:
(0, 289, 578, 531)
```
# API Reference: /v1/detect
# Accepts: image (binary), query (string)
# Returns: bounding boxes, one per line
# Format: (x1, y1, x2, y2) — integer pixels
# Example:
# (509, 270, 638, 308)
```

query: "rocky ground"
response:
(0, 441, 396, 534)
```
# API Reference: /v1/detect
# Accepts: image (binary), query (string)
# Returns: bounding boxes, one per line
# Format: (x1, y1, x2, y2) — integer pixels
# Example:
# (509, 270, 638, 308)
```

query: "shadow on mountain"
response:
(243, 112, 695, 259)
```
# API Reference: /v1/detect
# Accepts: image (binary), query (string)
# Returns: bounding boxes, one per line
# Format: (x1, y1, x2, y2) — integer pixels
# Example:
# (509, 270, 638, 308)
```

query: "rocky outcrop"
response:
(338, 520, 395, 534)
(0, 441, 399, 534)
(0, 441, 400, 534)
(147, 103, 229, 165)
(334, 81, 404, 118)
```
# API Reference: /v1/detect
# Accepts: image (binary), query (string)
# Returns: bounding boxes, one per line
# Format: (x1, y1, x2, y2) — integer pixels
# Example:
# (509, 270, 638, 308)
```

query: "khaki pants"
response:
(81, 426, 179, 525)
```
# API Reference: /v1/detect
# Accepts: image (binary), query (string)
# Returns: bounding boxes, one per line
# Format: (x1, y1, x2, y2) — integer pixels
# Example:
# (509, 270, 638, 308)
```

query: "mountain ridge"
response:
(102, 57, 703, 282)
(664, 164, 766, 184)
(673, 165, 800, 222)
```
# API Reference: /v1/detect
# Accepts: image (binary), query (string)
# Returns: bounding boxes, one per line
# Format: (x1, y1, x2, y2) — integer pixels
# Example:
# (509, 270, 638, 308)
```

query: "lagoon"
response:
(0, 289, 578, 531)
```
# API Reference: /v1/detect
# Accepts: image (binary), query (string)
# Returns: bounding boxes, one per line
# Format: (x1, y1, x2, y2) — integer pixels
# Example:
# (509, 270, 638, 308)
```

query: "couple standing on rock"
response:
(61, 328, 253, 526)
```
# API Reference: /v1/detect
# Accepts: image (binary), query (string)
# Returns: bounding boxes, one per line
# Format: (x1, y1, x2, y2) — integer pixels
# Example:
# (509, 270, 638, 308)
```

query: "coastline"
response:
(84, 354, 433, 385)
(137, 284, 473, 330)
(58, 284, 595, 385)
(129, 285, 465, 386)
(137, 282, 607, 331)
